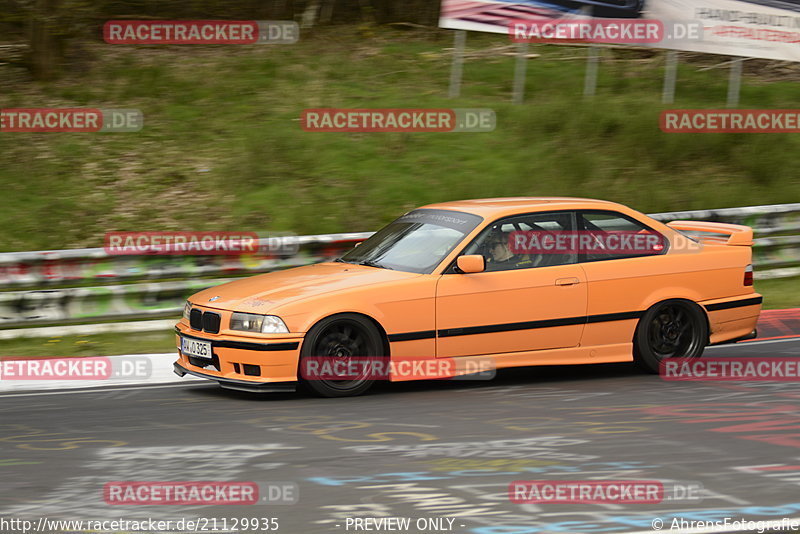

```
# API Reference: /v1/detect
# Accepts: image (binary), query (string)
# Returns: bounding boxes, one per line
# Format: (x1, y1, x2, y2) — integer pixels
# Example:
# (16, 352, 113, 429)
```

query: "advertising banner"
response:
(439, 0, 800, 61)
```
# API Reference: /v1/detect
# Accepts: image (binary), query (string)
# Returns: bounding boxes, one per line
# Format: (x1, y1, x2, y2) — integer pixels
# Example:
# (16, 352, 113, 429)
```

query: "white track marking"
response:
(0, 381, 207, 398)
(708, 337, 800, 348)
(0, 352, 195, 393)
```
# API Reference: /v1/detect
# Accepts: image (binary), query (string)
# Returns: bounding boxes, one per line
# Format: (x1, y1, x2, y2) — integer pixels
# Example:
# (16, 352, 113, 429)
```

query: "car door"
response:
(435, 211, 587, 358)
(576, 209, 669, 349)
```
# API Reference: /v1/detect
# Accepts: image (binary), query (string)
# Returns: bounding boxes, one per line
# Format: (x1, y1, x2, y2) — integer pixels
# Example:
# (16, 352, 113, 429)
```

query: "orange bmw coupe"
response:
(174, 198, 761, 396)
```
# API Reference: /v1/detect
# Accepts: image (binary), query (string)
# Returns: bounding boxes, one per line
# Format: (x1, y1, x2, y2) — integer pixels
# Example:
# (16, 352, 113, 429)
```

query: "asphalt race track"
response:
(1, 338, 800, 534)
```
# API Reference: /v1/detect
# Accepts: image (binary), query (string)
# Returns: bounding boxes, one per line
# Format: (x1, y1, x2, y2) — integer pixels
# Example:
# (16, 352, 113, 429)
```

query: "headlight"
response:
(230, 313, 289, 334)
(183, 301, 191, 320)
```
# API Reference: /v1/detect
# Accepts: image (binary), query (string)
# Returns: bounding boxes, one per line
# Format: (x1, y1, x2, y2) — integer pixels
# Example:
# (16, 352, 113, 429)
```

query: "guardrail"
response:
(0, 234, 369, 329)
(0, 204, 798, 330)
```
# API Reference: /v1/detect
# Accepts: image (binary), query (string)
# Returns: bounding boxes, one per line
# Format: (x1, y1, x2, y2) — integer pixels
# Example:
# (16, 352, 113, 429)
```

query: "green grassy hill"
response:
(1, 27, 798, 252)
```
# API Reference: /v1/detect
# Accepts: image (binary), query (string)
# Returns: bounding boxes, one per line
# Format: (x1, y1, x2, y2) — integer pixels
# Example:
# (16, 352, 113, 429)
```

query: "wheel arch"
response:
(299, 311, 391, 358)
(634, 297, 711, 345)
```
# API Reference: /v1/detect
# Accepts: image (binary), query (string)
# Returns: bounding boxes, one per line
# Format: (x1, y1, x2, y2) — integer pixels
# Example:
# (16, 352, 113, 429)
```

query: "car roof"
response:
(418, 197, 630, 219)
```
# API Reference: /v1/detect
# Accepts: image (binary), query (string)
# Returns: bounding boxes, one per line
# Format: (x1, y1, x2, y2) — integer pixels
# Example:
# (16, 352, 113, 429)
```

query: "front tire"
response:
(633, 300, 708, 374)
(299, 314, 384, 397)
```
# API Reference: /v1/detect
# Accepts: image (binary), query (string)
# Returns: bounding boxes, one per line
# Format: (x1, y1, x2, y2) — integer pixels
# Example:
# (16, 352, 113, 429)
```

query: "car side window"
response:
(460, 211, 577, 272)
(577, 210, 666, 262)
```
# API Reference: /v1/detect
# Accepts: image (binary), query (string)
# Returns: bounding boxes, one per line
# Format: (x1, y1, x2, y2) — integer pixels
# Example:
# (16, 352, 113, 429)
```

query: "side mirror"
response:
(456, 255, 485, 274)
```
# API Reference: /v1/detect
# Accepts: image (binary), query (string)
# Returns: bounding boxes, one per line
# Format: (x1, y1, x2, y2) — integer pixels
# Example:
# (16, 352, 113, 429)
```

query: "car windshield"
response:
(338, 209, 483, 274)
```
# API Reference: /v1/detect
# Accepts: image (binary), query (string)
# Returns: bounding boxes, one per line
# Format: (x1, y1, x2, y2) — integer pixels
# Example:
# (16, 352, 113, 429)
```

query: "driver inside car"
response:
(485, 230, 534, 271)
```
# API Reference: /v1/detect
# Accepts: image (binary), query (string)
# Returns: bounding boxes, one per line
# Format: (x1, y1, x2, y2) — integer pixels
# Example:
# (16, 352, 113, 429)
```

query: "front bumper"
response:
(173, 362, 296, 393)
(174, 321, 304, 389)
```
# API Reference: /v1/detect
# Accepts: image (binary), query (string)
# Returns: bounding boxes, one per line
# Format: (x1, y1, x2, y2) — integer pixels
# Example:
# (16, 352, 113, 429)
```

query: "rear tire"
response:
(299, 314, 384, 397)
(633, 300, 708, 374)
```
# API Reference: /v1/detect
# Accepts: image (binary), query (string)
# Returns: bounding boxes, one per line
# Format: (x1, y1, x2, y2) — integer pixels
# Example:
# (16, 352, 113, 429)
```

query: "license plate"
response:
(180, 336, 213, 360)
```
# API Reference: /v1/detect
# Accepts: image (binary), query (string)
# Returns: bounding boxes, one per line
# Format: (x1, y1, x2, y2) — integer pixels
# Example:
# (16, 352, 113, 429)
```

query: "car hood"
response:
(190, 262, 421, 313)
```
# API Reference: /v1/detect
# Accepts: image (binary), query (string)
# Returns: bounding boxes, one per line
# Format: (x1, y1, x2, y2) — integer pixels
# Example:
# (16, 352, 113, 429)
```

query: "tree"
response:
(28, 0, 62, 80)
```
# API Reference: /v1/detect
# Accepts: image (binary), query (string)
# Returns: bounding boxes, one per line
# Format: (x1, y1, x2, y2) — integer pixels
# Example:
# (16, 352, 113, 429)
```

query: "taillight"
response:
(744, 264, 753, 286)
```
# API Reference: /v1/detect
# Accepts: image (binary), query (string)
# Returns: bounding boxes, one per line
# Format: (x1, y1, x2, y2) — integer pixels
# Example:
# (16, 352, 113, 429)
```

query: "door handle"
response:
(555, 277, 580, 286)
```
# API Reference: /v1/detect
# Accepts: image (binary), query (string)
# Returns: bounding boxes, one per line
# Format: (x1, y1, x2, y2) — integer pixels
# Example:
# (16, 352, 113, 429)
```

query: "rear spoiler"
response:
(666, 221, 754, 246)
